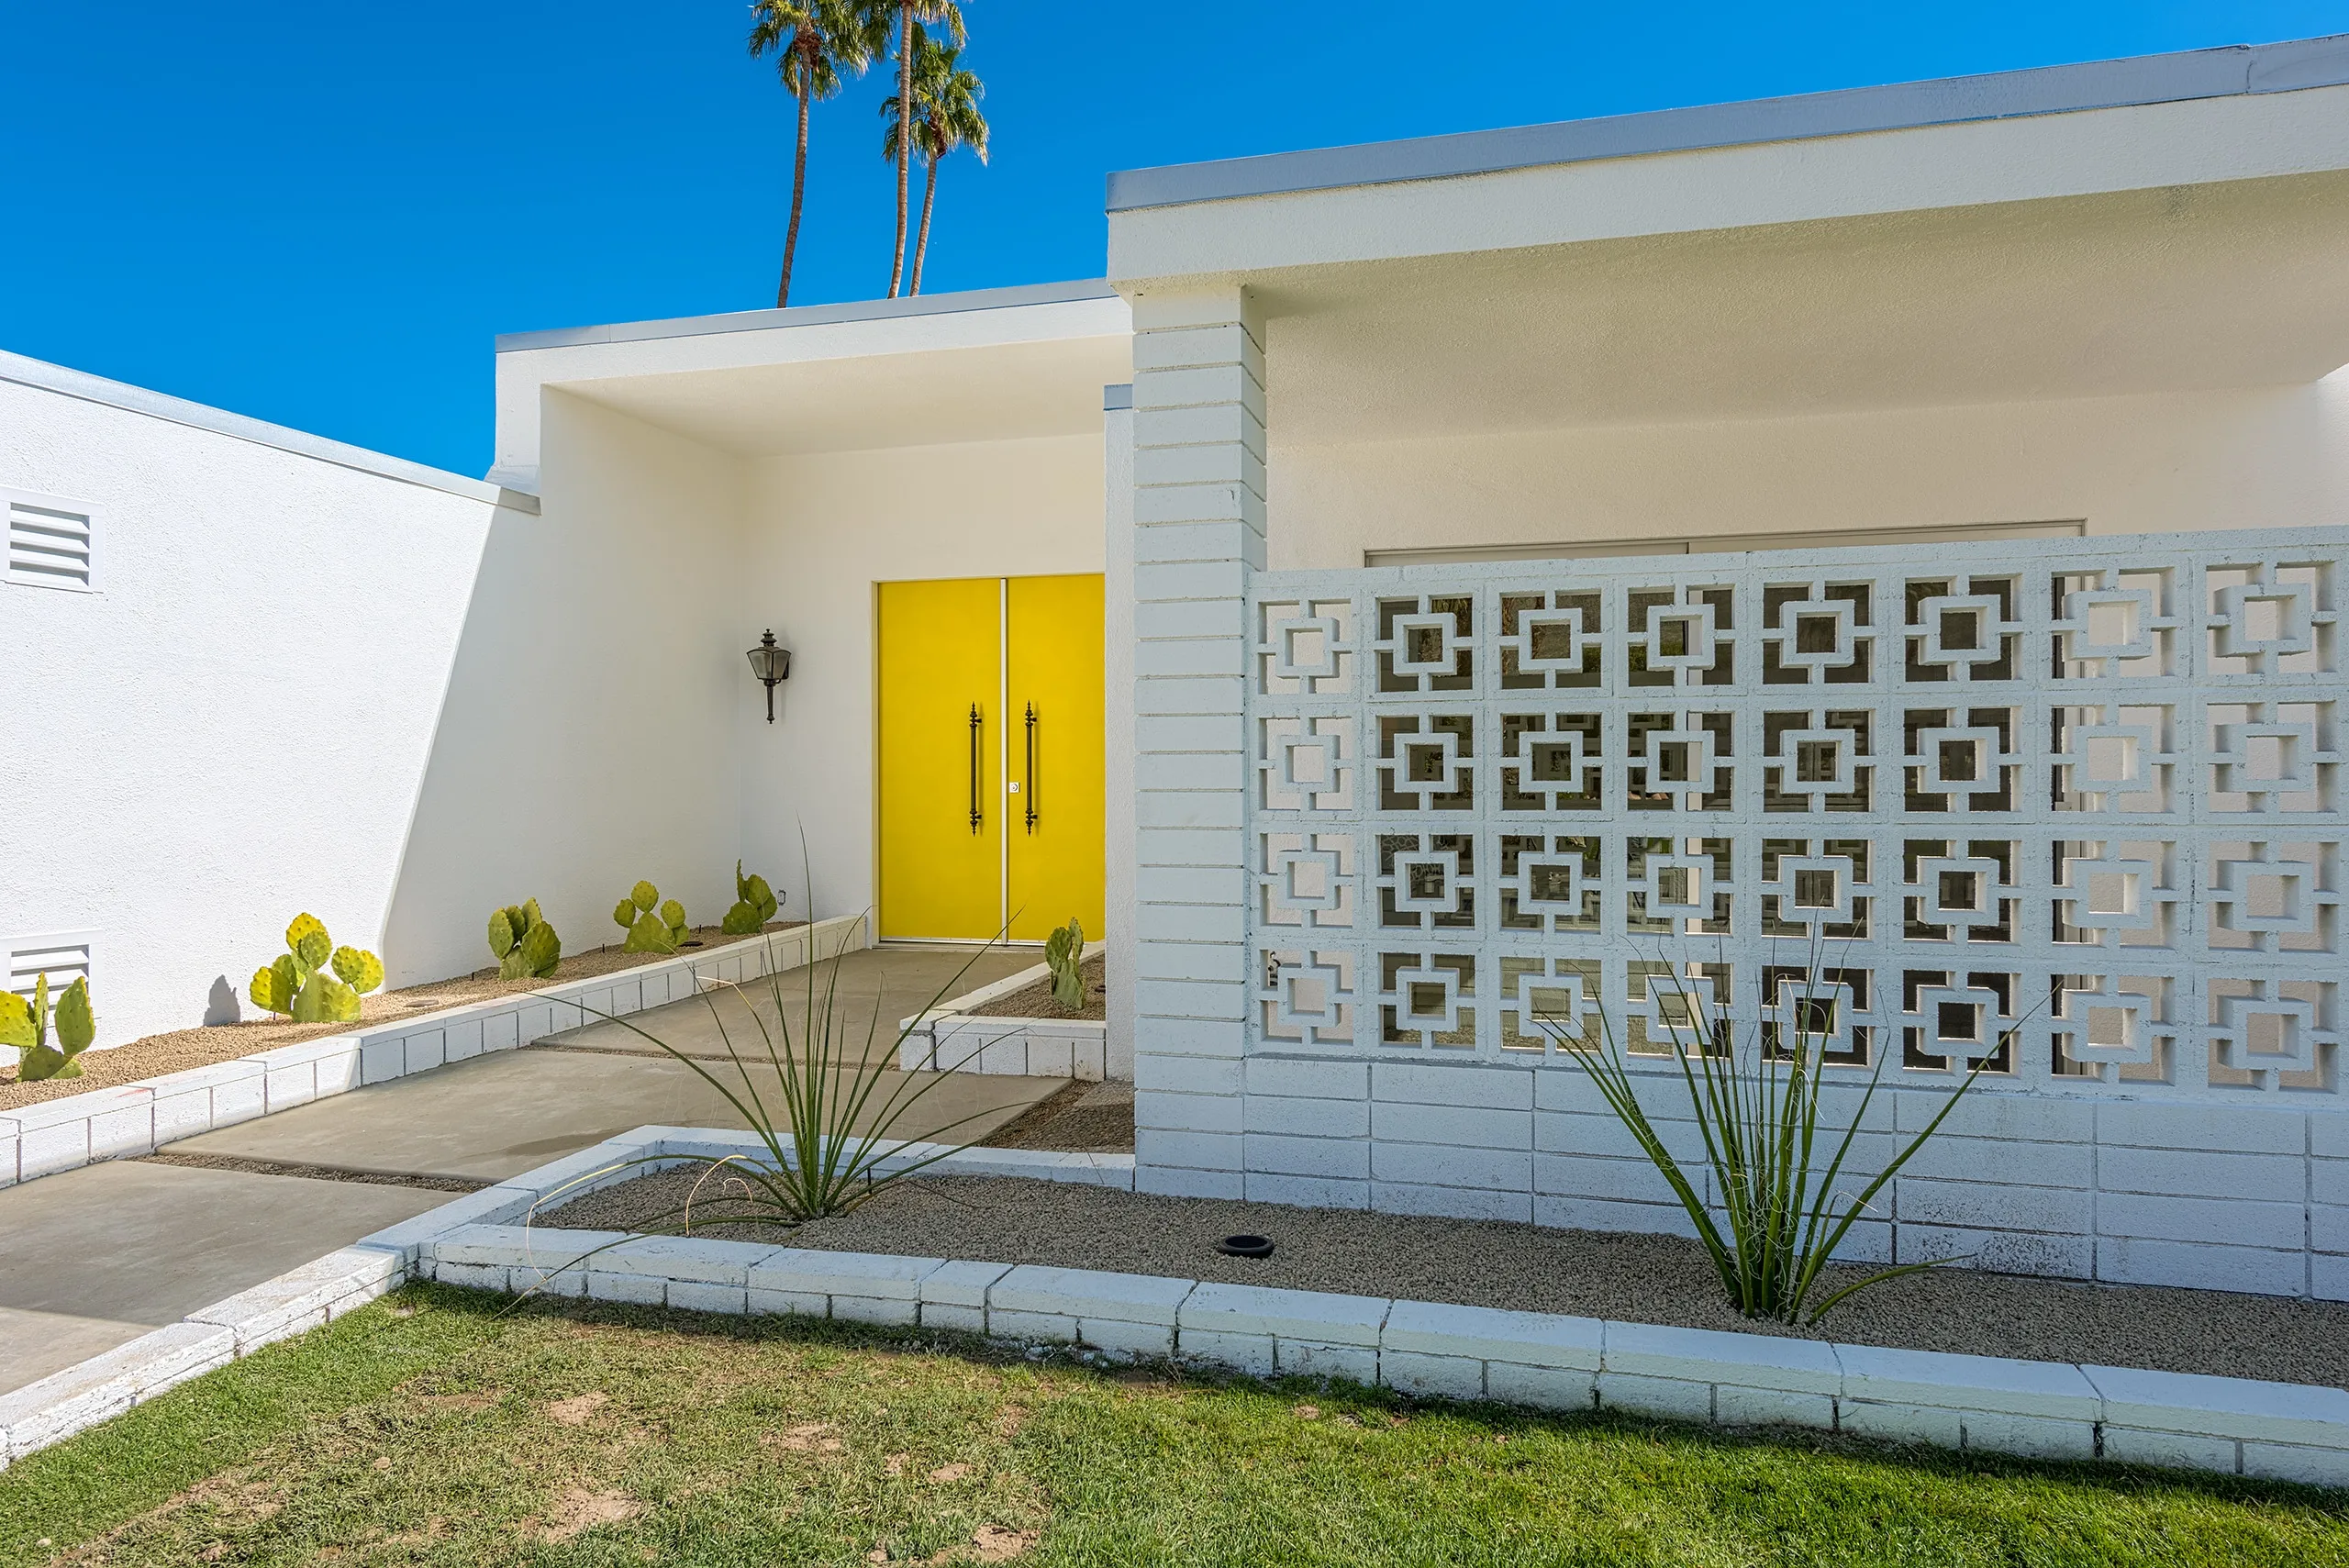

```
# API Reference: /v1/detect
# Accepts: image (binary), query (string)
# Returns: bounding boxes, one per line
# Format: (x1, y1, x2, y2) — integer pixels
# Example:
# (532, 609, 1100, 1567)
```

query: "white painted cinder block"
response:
(1242, 1132, 1368, 1180)
(1179, 1328, 1276, 1376)
(1603, 1322, 1841, 1396)
(1486, 1361, 1598, 1410)
(1244, 1056, 1368, 1100)
(1243, 1172, 1370, 1209)
(1890, 1223, 2093, 1280)
(2101, 1425, 2241, 1472)
(2096, 1101, 2306, 1155)
(1382, 1299, 1603, 1369)
(1380, 1349, 1486, 1400)
(750, 1249, 941, 1304)
(1135, 1162, 1246, 1200)
(2083, 1363, 2349, 1449)
(1139, 1089, 1242, 1136)
(1372, 1179, 1534, 1223)
(1960, 1409, 2098, 1461)
(2096, 1146, 2303, 1204)
(2242, 1441, 2349, 1488)
(1597, 1372, 1715, 1422)
(1837, 1343, 2100, 1420)
(1715, 1385, 1838, 1429)
(994, 1264, 1194, 1328)
(1533, 1194, 1702, 1239)
(2096, 1237, 2305, 1296)
(1372, 1062, 1531, 1111)
(1181, 1282, 1386, 1347)
(0, 1117, 18, 1189)
(1244, 1093, 1372, 1140)
(2098, 1192, 2306, 1250)
(1371, 1141, 1529, 1192)
(0, 1321, 236, 1462)
(186, 1246, 404, 1352)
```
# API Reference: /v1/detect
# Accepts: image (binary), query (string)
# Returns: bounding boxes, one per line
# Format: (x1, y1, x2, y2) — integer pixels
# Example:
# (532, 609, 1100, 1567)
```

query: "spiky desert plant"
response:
(522, 907, 1014, 1276)
(250, 914, 384, 1024)
(1534, 940, 2026, 1325)
(1043, 916, 1085, 1010)
(488, 899, 562, 980)
(721, 862, 782, 937)
(613, 882, 691, 954)
(2, 973, 95, 1082)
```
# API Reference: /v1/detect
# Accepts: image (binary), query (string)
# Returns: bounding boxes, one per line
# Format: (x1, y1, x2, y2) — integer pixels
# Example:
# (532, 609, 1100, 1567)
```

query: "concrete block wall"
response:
(1128, 284, 1264, 1199)
(1139, 1047, 2349, 1300)
(1112, 329, 2349, 1296)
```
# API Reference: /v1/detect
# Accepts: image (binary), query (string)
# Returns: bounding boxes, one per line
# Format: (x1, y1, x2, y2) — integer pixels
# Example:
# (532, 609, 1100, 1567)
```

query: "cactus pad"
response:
(612, 898, 638, 930)
(250, 954, 298, 1016)
(1045, 917, 1086, 1010)
(631, 881, 659, 914)
(515, 917, 562, 977)
(287, 914, 331, 970)
(488, 908, 517, 957)
(723, 861, 782, 934)
(331, 945, 384, 995)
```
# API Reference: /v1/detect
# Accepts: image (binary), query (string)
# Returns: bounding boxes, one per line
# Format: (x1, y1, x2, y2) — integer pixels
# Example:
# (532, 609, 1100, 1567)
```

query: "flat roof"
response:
(0, 348, 536, 511)
(495, 278, 1119, 354)
(1108, 32, 2349, 212)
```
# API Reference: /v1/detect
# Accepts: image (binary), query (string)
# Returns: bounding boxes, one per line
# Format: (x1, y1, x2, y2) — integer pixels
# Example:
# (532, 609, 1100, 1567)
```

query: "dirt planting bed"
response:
(965, 954, 1105, 1021)
(542, 1169, 2349, 1390)
(0, 922, 807, 1112)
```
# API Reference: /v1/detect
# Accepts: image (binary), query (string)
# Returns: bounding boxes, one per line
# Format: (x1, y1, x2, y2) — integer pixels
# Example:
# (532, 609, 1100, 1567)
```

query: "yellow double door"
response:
(877, 574, 1105, 943)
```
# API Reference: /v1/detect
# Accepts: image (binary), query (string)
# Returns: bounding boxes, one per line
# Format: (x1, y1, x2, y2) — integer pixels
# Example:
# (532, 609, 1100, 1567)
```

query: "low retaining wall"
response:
(897, 943, 1118, 1082)
(0, 915, 869, 1190)
(9, 1121, 2344, 1488)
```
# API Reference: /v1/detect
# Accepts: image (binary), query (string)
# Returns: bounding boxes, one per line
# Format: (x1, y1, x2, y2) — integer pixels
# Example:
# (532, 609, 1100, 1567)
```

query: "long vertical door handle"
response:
(967, 703, 983, 833)
(1024, 703, 1039, 832)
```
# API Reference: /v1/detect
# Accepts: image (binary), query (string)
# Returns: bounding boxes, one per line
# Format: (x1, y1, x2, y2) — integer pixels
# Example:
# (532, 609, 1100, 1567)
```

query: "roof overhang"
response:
(1108, 39, 2349, 444)
(490, 281, 1132, 488)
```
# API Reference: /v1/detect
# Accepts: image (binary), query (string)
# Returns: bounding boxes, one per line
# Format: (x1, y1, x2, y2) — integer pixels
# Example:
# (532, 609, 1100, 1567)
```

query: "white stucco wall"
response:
(735, 434, 1108, 927)
(381, 390, 747, 987)
(1269, 376, 2349, 567)
(0, 366, 750, 1054)
(0, 369, 501, 1050)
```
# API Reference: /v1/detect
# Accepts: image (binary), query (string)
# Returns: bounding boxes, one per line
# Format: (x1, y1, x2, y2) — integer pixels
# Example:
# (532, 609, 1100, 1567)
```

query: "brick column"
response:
(1127, 284, 1264, 1198)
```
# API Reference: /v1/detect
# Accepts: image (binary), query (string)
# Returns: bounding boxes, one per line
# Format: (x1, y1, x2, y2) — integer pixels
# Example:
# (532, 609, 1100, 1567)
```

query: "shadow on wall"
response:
(377, 393, 748, 991)
(203, 975, 239, 1027)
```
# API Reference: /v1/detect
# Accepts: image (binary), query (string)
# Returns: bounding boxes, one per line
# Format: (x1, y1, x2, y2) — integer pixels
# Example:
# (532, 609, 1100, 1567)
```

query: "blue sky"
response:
(3, 2, 2343, 477)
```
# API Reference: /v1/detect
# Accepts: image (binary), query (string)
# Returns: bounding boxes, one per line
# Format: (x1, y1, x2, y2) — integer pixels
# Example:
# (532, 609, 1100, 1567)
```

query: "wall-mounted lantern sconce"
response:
(746, 629, 792, 722)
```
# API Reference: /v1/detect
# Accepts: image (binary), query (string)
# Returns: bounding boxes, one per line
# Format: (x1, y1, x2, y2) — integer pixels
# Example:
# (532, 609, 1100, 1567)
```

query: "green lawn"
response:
(5, 1285, 2345, 1566)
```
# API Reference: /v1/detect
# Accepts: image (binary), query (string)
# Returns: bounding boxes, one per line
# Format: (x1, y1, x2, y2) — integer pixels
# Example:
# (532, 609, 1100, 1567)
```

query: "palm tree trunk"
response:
(779, 41, 813, 309)
(888, 3, 913, 297)
(912, 150, 938, 295)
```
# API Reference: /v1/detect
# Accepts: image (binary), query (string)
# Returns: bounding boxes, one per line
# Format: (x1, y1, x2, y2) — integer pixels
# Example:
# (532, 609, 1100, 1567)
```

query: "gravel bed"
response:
(974, 1081, 1134, 1151)
(966, 955, 1105, 1020)
(540, 1170, 2349, 1389)
(0, 922, 804, 1110)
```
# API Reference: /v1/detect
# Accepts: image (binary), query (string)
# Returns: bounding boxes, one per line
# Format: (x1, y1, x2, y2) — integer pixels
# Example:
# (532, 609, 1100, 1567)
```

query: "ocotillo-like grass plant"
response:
(1534, 941, 2032, 1325)
(515, 914, 1018, 1289)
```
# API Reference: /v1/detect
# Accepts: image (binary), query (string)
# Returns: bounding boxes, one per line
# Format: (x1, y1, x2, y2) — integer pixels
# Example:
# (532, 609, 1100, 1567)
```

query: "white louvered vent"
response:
(10, 935, 95, 998)
(3, 934, 95, 1065)
(5, 488, 96, 591)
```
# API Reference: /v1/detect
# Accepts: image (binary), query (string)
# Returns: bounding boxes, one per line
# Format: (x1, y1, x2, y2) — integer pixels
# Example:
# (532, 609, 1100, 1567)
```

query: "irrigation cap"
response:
(1217, 1233, 1275, 1260)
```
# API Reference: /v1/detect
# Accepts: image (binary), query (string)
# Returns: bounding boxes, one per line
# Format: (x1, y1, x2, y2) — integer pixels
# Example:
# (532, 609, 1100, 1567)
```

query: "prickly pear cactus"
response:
(1045, 917, 1086, 1011)
(250, 913, 382, 1024)
(721, 861, 782, 935)
(488, 898, 562, 980)
(616, 882, 688, 954)
(2, 973, 95, 1082)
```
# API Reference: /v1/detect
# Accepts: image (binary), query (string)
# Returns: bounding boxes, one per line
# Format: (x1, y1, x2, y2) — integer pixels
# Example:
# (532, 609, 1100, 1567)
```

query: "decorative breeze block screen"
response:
(1244, 531, 2341, 1097)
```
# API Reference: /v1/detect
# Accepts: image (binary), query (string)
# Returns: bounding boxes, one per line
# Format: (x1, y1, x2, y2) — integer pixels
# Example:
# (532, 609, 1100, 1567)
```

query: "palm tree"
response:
(881, 30, 987, 296)
(749, 0, 883, 309)
(863, 0, 963, 297)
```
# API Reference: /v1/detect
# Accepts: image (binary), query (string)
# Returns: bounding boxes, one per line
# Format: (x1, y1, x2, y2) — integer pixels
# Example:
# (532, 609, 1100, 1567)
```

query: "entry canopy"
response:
(1108, 34, 2349, 443)
(491, 282, 1131, 486)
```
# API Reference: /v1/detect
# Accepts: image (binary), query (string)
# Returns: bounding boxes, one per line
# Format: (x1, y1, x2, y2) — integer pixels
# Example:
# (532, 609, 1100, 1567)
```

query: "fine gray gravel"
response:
(541, 1170, 2349, 1388)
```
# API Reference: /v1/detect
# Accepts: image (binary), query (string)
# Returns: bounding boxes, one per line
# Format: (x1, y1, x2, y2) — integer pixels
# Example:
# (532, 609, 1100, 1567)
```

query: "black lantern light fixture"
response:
(746, 629, 792, 722)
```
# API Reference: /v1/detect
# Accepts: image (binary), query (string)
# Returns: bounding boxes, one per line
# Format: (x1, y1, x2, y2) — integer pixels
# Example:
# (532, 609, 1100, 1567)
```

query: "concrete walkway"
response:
(0, 943, 1061, 1397)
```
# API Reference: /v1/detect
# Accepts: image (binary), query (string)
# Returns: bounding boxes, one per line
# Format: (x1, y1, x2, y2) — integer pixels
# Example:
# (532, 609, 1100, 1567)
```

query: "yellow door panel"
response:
(1006, 574, 1106, 943)
(877, 578, 1002, 940)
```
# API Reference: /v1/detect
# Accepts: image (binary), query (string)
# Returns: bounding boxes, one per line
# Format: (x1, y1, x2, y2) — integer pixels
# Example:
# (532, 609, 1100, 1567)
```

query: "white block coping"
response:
(7, 1121, 2346, 1493)
(897, 941, 1108, 1080)
(0, 915, 871, 1192)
